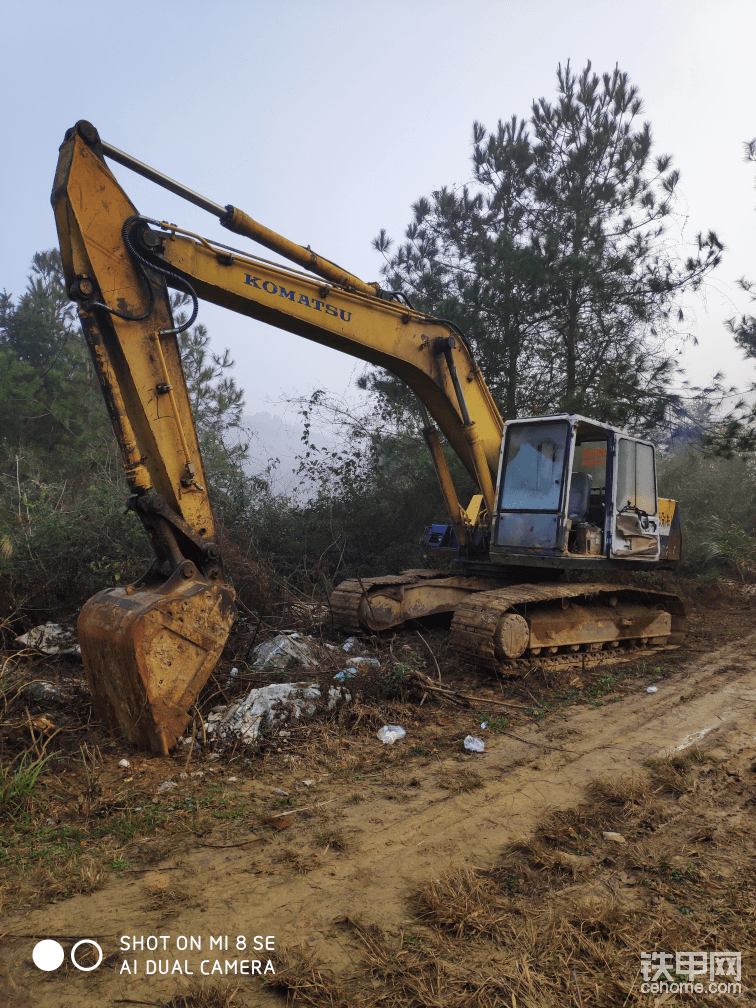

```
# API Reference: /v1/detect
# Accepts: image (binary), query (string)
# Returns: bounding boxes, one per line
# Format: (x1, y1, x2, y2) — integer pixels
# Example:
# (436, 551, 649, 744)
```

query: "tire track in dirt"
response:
(4, 633, 756, 1007)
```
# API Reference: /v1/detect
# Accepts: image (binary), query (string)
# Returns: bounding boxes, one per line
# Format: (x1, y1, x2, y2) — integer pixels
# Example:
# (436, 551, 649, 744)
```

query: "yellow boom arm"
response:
(52, 121, 505, 753)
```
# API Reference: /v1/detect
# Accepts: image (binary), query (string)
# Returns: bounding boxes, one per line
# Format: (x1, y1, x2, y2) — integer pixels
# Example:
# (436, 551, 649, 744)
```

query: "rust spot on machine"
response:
(78, 569, 236, 755)
(329, 570, 504, 633)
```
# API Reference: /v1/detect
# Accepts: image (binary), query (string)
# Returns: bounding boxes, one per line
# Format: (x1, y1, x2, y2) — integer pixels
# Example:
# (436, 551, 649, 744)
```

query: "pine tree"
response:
(172, 294, 250, 499)
(725, 138, 756, 358)
(369, 62, 722, 434)
(0, 258, 250, 491)
(0, 250, 110, 477)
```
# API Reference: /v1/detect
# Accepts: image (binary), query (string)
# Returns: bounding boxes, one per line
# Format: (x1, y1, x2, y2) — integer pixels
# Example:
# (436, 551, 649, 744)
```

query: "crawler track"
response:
(330, 575, 687, 678)
(329, 570, 450, 633)
(451, 582, 687, 676)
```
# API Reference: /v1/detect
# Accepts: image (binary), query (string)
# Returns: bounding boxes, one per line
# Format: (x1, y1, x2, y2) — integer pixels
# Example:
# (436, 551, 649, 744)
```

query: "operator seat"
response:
(568, 471, 592, 522)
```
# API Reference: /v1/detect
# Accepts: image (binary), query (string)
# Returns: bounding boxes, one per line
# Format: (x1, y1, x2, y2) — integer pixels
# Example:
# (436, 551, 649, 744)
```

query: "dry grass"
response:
(315, 828, 351, 851)
(437, 767, 485, 793)
(144, 883, 195, 913)
(0, 849, 113, 913)
(164, 979, 242, 1007)
(270, 752, 755, 1007)
(266, 947, 352, 1007)
(277, 846, 319, 873)
(412, 864, 510, 938)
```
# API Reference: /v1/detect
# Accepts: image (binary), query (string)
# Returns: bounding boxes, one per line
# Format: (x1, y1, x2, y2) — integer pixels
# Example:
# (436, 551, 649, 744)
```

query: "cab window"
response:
(499, 421, 569, 511)
(616, 439, 656, 515)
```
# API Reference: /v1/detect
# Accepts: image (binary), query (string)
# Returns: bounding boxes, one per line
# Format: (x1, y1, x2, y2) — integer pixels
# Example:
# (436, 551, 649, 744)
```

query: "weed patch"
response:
(269, 752, 755, 1006)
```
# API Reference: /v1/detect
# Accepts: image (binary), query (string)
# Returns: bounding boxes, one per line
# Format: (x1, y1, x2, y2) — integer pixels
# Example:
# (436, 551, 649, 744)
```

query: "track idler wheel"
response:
(493, 613, 530, 658)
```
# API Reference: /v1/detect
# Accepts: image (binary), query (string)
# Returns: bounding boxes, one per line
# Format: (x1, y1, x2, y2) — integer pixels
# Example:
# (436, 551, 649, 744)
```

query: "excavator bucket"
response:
(78, 571, 236, 756)
(53, 123, 238, 754)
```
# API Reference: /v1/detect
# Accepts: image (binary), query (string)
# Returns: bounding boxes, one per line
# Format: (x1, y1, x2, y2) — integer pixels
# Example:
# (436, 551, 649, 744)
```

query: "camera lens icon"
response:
(33, 938, 103, 972)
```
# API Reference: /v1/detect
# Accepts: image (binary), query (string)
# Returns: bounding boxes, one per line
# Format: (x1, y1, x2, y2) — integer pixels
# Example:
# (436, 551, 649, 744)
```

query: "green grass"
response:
(0, 750, 54, 815)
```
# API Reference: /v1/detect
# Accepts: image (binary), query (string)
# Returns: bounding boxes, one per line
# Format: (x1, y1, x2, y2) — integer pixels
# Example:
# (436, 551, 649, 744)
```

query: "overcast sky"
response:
(2, 0, 755, 423)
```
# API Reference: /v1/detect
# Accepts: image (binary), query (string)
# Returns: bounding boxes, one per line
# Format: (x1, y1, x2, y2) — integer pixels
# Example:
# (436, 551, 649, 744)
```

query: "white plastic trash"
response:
(646, 686, 658, 694)
(464, 735, 485, 752)
(377, 725, 406, 744)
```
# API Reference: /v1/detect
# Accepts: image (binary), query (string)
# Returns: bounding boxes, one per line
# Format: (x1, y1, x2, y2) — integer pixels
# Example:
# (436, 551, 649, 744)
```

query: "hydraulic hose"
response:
(83, 216, 199, 334)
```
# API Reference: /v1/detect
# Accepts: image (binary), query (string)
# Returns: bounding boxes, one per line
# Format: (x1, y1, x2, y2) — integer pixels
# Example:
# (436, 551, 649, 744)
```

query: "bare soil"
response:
(1, 584, 755, 1006)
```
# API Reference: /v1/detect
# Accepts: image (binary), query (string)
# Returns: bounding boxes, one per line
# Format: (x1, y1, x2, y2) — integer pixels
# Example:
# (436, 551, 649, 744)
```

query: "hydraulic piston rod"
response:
(79, 123, 375, 296)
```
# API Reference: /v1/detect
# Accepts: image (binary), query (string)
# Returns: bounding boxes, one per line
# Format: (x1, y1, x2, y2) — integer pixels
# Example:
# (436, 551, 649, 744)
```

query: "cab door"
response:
(493, 419, 571, 551)
(609, 437, 660, 558)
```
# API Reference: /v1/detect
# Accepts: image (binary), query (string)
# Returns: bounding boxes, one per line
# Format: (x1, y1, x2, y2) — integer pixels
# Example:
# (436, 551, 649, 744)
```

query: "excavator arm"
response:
(52, 121, 503, 753)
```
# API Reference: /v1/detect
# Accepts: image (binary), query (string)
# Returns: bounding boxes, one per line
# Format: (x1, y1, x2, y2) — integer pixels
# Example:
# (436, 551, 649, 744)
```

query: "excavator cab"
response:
(427, 413, 680, 570)
(490, 413, 662, 564)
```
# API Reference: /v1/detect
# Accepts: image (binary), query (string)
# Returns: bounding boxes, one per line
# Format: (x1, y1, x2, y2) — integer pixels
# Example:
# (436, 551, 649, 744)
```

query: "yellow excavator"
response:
(52, 121, 685, 755)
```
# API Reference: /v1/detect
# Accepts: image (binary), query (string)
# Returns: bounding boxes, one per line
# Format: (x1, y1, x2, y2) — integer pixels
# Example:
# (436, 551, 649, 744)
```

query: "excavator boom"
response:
(52, 121, 685, 754)
(52, 121, 505, 753)
(53, 125, 238, 755)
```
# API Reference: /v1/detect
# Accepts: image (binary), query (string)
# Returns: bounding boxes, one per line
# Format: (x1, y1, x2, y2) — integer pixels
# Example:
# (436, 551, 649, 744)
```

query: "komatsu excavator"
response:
(52, 121, 685, 755)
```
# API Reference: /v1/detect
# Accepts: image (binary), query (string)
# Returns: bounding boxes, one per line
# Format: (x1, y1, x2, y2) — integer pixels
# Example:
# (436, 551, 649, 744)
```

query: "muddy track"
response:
(3, 632, 756, 1007)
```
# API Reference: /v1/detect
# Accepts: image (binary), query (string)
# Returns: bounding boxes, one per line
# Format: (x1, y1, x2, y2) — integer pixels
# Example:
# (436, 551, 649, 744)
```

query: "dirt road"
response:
(3, 629, 755, 1007)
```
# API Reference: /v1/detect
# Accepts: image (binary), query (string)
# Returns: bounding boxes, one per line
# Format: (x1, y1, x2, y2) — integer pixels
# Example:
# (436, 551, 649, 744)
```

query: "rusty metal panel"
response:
(78, 576, 236, 755)
(527, 603, 672, 648)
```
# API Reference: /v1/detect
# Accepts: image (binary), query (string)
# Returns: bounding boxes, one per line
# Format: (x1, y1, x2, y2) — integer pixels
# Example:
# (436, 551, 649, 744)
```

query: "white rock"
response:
(602, 831, 627, 844)
(205, 681, 351, 746)
(249, 633, 319, 673)
(15, 623, 81, 656)
(118, 759, 131, 768)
